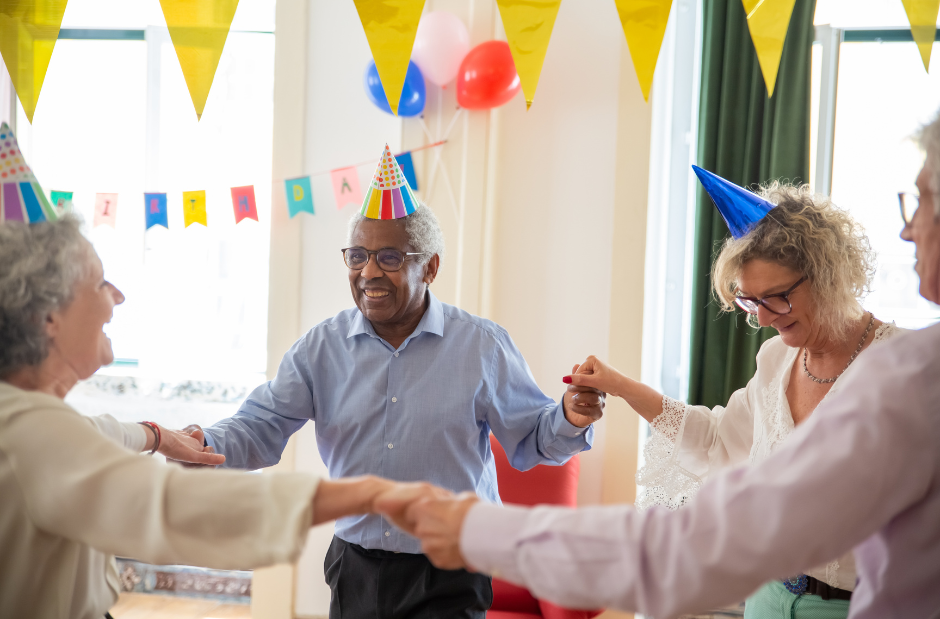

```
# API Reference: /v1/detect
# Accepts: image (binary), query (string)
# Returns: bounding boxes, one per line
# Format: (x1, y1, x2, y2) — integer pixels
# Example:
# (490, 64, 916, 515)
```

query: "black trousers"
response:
(324, 535, 492, 619)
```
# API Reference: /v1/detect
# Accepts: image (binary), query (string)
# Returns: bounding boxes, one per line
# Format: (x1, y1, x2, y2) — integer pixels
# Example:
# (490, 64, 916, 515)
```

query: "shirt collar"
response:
(347, 290, 445, 340)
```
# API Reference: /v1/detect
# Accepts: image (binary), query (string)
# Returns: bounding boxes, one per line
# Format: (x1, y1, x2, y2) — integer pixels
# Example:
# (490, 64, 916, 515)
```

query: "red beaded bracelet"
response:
(139, 421, 161, 455)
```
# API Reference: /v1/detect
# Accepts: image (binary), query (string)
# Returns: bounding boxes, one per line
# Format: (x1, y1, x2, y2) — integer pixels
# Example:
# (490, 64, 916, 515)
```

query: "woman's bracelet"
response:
(138, 421, 161, 455)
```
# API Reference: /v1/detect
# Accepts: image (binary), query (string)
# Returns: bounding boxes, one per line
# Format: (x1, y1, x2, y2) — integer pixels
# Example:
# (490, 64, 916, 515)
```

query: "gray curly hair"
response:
(0, 216, 93, 377)
(346, 204, 445, 264)
(712, 182, 876, 342)
(917, 111, 940, 216)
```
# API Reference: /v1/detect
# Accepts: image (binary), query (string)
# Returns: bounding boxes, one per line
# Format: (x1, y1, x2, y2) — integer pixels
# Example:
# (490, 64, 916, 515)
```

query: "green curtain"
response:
(687, 0, 816, 408)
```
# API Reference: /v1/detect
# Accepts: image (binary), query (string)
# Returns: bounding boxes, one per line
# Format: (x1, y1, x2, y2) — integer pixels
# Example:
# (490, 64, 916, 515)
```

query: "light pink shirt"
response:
(462, 323, 940, 618)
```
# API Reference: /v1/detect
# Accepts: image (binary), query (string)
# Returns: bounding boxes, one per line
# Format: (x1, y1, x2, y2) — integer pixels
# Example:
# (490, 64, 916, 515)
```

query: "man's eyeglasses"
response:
(341, 247, 427, 272)
(899, 192, 918, 226)
(734, 276, 807, 315)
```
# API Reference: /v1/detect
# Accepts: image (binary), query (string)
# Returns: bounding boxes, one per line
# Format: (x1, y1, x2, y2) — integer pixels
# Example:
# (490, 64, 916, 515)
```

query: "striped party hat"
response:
(0, 122, 56, 224)
(360, 144, 420, 220)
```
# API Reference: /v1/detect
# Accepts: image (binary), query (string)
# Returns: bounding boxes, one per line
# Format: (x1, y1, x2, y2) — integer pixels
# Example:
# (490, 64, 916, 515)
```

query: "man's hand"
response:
(379, 492, 479, 570)
(373, 482, 455, 535)
(562, 363, 606, 428)
(163, 424, 224, 467)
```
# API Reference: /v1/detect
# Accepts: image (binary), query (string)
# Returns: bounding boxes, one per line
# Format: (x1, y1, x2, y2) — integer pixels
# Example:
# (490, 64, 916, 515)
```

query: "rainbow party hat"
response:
(693, 165, 774, 239)
(0, 122, 56, 224)
(360, 144, 420, 220)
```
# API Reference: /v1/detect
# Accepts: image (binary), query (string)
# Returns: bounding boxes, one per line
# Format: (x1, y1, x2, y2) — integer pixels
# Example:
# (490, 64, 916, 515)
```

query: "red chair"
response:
(489, 436, 604, 619)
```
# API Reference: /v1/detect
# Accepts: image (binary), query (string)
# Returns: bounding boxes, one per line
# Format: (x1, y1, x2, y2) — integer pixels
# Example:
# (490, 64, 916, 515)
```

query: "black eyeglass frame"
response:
(898, 192, 918, 227)
(733, 276, 807, 316)
(341, 247, 429, 272)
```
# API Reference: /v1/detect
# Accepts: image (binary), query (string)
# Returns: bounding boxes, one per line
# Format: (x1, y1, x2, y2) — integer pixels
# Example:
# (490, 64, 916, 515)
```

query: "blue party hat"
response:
(692, 165, 775, 239)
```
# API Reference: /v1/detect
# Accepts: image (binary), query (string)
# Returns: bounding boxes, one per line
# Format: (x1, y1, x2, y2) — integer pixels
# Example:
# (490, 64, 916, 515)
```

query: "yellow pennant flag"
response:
(0, 0, 69, 123)
(742, 0, 797, 97)
(902, 0, 940, 71)
(495, 0, 563, 110)
(159, 0, 239, 120)
(353, 0, 426, 116)
(182, 190, 207, 227)
(614, 0, 673, 101)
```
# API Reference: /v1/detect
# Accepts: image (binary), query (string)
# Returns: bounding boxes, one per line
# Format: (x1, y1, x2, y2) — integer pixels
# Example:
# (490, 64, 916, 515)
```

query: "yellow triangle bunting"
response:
(614, 0, 674, 102)
(0, 0, 70, 123)
(353, 0, 426, 116)
(741, 0, 797, 97)
(495, 0, 563, 110)
(159, 0, 240, 120)
(902, 0, 940, 72)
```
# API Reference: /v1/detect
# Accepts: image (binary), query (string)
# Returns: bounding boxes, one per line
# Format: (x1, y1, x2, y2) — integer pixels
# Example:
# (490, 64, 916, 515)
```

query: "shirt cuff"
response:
(461, 502, 529, 582)
(551, 400, 591, 440)
(122, 421, 148, 452)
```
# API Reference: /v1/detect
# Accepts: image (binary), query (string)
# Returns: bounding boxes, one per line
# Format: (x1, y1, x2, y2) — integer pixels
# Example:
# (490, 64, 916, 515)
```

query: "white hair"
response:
(346, 204, 446, 264)
(0, 215, 92, 376)
(917, 111, 940, 216)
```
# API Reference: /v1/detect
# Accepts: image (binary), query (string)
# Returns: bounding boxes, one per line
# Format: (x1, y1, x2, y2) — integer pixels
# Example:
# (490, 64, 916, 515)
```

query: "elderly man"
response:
(187, 146, 604, 619)
(377, 117, 940, 619)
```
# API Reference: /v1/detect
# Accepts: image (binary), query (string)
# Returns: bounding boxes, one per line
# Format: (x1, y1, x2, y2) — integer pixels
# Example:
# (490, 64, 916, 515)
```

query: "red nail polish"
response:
(562, 376, 572, 384)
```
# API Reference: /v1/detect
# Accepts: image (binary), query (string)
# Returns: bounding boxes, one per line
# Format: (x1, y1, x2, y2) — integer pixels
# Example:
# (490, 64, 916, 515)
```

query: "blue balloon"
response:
(364, 60, 426, 117)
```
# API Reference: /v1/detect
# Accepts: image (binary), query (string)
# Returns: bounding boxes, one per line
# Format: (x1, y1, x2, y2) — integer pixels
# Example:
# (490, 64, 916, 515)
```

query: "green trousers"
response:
(744, 581, 850, 619)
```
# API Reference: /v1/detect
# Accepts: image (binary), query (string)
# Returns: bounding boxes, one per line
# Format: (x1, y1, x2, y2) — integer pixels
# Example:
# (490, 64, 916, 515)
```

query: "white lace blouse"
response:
(636, 323, 903, 592)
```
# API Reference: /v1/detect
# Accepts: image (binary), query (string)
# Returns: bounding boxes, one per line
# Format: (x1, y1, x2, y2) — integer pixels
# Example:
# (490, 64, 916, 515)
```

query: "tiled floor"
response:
(109, 593, 251, 619)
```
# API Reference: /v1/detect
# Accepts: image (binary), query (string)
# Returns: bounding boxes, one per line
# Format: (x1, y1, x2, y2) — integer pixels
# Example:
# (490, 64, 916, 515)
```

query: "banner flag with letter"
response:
(182, 189, 207, 227)
(331, 166, 364, 210)
(394, 152, 419, 191)
(50, 190, 73, 215)
(231, 185, 258, 223)
(144, 192, 169, 230)
(94, 193, 118, 228)
(285, 176, 314, 218)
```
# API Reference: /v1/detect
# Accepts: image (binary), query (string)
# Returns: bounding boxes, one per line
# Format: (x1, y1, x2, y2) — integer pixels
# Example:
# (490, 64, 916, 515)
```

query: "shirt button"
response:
(388, 443, 394, 449)
(385, 531, 390, 537)
(391, 397, 398, 403)
(394, 352, 399, 357)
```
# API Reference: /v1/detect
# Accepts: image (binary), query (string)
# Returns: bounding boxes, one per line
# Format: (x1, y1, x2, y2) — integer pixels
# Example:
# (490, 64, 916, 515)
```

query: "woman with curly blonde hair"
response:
(564, 179, 904, 619)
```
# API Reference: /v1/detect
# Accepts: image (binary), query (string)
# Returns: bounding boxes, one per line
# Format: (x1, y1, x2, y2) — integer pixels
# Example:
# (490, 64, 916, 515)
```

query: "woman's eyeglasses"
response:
(899, 192, 918, 226)
(734, 276, 807, 315)
(341, 247, 427, 272)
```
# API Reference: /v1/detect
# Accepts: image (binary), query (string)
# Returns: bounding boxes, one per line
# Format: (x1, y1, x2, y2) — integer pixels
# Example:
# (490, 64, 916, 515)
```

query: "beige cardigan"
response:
(0, 382, 320, 619)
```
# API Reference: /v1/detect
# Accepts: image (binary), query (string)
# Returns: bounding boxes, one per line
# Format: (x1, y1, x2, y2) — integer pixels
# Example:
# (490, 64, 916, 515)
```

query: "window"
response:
(812, 0, 940, 329)
(11, 0, 276, 429)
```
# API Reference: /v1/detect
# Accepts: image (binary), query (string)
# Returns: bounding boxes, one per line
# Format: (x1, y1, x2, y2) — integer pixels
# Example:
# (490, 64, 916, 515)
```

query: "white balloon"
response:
(412, 11, 471, 87)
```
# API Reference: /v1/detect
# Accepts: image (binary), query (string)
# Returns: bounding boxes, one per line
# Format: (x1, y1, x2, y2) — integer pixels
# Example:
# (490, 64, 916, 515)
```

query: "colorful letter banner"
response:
(182, 189, 207, 227)
(50, 190, 73, 215)
(231, 185, 258, 223)
(285, 176, 314, 218)
(742, 0, 797, 97)
(0, 0, 70, 122)
(331, 166, 364, 211)
(144, 192, 168, 229)
(902, 0, 940, 71)
(615, 0, 674, 102)
(353, 0, 426, 115)
(94, 193, 118, 228)
(394, 152, 418, 191)
(158, 0, 240, 120)
(495, 0, 563, 110)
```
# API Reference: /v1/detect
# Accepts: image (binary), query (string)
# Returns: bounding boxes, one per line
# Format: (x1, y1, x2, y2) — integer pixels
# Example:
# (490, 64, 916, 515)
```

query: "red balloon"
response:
(456, 41, 521, 110)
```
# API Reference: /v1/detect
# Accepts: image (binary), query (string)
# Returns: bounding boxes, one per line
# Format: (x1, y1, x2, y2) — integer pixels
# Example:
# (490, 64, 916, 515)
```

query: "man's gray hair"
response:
(346, 204, 446, 263)
(917, 111, 940, 216)
(0, 216, 92, 376)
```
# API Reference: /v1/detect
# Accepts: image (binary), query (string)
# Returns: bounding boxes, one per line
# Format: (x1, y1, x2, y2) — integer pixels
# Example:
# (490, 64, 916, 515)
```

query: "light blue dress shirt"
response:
(204, 291, 593, 553)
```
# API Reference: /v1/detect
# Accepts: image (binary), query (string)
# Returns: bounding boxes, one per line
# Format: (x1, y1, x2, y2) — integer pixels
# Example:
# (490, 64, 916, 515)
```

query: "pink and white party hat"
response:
(360, 144, 420, 220)
(0, 122, 56, 223)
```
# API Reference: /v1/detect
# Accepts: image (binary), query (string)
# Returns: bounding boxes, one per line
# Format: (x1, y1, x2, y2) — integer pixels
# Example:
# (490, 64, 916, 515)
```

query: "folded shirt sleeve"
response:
(83, 414, 148, 453)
